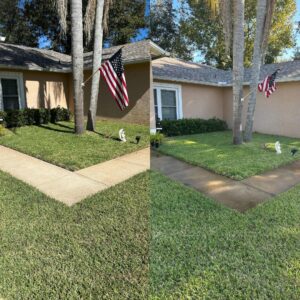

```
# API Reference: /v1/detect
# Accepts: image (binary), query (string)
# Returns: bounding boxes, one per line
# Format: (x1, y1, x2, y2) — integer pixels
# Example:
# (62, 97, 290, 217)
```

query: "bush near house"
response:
(0, 107, 71, 128)
(161, 118, 228, 136)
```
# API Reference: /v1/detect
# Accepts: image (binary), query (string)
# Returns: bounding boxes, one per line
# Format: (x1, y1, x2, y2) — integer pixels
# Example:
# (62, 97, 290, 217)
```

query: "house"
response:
(151, 56, 300, 138)
(0, 40, 166, 125)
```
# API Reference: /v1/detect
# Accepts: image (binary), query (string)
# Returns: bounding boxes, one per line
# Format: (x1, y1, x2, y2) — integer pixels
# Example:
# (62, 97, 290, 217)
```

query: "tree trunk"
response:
(244, 0, 267, 142)
(71, 0, 85, 134)
(86, 0, 105, 131)
(232, 0, 245, 145)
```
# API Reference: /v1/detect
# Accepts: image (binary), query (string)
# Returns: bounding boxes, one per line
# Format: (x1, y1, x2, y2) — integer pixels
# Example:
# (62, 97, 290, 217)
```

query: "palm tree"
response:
(206, 0, 245, 144)
(54, 0, 85, 134)
(231, 0, 245, 145)
(244, 0, 275, 142)
(84, 0, 113, 131)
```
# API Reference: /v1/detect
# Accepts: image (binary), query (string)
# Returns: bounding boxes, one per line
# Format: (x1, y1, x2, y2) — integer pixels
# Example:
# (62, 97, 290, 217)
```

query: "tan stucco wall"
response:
(0, 69, 69, 109)
(82, 62, 150, 125)
(223, 82, 300, 138)
(181, 82, 224, 119)
(152, 78, 300, 138)
(153, 80, 224, 121)
(24, 71, 69, 109)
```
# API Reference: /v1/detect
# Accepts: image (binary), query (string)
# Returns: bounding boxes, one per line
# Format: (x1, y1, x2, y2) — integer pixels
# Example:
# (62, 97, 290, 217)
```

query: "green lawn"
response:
(0, 170, 149, 299)
(1, 168, 300, 298)
(158, 131, 300, 180)
(150, 172, 300, 299)
(0, 120, 148, 171)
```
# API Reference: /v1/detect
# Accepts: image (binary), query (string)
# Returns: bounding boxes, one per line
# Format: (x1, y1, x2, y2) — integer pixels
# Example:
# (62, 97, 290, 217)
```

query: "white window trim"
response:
(153, 83, 183, 121)
(0, 72, 26, 111)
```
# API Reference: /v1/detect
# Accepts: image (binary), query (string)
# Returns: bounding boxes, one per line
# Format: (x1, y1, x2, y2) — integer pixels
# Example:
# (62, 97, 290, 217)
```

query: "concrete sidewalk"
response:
(0, 146, 150, 206)
(151, 152, 300, 212)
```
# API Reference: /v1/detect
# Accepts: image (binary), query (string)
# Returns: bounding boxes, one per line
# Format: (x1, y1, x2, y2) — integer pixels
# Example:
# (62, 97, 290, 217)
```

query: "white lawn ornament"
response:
(119, 129, 126, 142)
(275, 141, 282, 154)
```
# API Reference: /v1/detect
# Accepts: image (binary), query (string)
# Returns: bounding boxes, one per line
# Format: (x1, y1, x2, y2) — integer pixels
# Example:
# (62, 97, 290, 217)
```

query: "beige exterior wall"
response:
(0, 69, 69, 110)
(153, 80, 223, 120)
(223, 82, 300, 138)
(1, 62, 150, 125)
(153, 79, 300, 138)
(83, 62, 150, 125)
(24, 71, 69, 109)
(181, 82, 224, 119)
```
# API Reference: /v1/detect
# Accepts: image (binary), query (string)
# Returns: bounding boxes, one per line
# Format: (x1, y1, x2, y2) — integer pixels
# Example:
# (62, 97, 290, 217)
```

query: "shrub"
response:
(50, 106, 71, 123)
(161, 118, 228, 136)
(0, 111, 7, 127)
(23, 108, 36, 125)
(5, 110, 26, 128)
(34, 108, 50, 125)
(0, 106, 70, 128)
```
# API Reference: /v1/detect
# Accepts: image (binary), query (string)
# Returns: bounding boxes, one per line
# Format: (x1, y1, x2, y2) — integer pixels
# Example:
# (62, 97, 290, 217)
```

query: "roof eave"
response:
(0, 64, 71, 73)
(153, 75, 231, 87)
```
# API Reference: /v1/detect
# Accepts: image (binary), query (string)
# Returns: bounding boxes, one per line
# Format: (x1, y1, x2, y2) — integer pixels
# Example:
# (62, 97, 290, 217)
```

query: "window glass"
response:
(161, 89, 177, 120)
(161, 90, 176, 106)
(1, 79, 19, 110)
(162, 107, 177, 120)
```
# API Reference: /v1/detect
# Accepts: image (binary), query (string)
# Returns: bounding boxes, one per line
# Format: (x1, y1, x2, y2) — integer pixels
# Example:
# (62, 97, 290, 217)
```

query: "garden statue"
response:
(119, 129, 126, 142)
(275, 141, 281, 154)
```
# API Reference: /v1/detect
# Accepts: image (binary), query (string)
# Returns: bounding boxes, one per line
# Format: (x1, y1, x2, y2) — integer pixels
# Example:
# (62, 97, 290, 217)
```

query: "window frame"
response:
(153, 83, 183, 121)
(0, 72, 26, 111)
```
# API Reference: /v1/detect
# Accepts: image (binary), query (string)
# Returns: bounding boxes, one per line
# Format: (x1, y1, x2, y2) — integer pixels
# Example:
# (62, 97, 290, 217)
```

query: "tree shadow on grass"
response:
(93, 130, 121, 142)
(37, 124, 74, 134)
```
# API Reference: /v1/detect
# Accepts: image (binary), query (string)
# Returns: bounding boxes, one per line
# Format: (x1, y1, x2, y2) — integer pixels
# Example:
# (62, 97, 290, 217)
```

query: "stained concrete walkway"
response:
(151, 152, 300, 212)
(0, 146, 150, 206)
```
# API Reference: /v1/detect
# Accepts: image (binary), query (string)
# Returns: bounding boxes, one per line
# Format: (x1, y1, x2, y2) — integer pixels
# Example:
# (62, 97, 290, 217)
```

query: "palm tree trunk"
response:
(244, 0, 271, 142)
(232, 0, 245, 145)
(71, 0, 85, 134)
(86, 0, 105, 131)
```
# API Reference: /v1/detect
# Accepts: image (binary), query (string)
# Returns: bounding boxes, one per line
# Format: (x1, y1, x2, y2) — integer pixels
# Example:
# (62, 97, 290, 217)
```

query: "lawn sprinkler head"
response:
(135, 135, 141, 144)
(291, 148, 298, 156)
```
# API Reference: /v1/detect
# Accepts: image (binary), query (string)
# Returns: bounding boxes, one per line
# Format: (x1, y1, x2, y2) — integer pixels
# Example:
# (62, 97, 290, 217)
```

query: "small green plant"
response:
(150, 132, 164, 148)
(263, 143, 276, 152)
(0, 125, 6, 136)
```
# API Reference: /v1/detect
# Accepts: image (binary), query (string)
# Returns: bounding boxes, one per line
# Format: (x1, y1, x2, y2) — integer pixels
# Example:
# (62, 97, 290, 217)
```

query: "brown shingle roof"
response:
(0, 40, 152, 72)
(152, 57, 300, 86)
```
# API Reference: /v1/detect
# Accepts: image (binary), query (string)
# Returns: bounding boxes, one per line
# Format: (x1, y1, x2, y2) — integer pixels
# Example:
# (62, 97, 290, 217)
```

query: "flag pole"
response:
(82, 69, 100, 87)
(81, 45, 126, 88)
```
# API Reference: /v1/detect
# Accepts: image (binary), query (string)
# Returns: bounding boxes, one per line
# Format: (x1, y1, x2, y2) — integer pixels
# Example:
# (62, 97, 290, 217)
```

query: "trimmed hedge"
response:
(161, 118, 228, 136)
(0, 107, 71, 128)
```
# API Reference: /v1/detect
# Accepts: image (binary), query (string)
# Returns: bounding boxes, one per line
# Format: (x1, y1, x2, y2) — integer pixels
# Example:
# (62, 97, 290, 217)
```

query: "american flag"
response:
(99, 49, 129, 110)
(258, 69, 279, 98)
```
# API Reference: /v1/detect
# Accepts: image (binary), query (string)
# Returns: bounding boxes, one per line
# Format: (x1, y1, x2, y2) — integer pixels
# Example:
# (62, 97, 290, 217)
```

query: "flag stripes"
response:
(99, 49, 129, 111)
(258, 69, 279, 98)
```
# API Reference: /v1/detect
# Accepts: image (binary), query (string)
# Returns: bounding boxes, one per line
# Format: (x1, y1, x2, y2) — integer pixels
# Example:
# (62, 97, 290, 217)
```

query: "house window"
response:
(153, 84, 182, 122)
(0, 72, 25, 111)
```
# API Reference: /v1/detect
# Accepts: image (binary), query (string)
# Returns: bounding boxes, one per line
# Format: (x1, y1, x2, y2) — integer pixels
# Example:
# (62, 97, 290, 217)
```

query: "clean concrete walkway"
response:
(0, 146, 150, 206)
(151, 152, 300, 212)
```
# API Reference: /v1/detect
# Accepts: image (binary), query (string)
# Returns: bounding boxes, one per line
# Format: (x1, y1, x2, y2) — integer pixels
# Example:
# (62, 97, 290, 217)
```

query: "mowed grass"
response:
(150, 172, 300, 299)
(0, 171, 149, 299)
(158, 131, 300, 180)
(0, 120, 148, 171)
